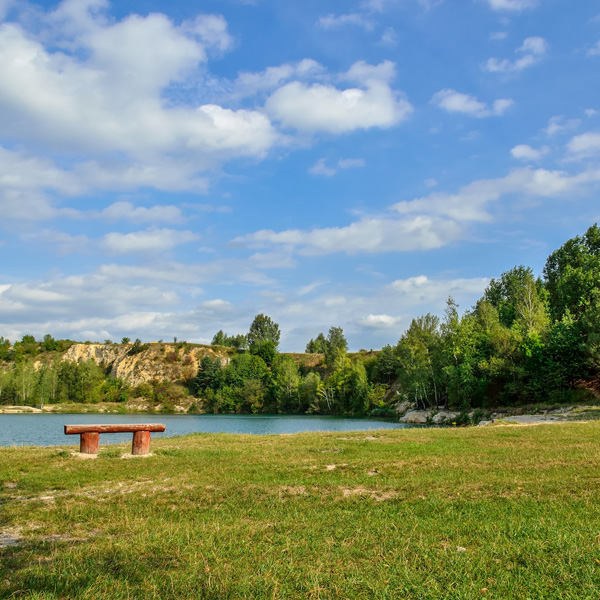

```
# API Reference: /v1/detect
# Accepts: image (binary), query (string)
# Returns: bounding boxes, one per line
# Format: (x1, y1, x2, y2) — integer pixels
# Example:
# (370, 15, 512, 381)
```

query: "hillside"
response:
(61, 342, 235, 387)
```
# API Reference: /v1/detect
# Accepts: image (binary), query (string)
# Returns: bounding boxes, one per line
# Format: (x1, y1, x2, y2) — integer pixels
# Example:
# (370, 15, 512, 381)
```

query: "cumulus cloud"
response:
(480, 0, 538, 11)
(310, 157, 366, 176)
(567, 132, 600, 158)
(356, 314, 399, 329)
(432, 89, 514, 117)
(309, 159, 337, 177)
(232, 59, 324, 98)
(232, 216, 463, 255)
(393, 166, 600, 222)
(0, 4, 277, 179)
(545, 115, 581, 136)
(485, 36, 548, 73)
(265, 61, 412, 133)
(318, 13, 375, 31)
(510, 144, 550, 162)
(102, 228, 199, 254)
(92, 202, 184, 224)
(338, 158, 366, 169)
(234, 164, 600, 257)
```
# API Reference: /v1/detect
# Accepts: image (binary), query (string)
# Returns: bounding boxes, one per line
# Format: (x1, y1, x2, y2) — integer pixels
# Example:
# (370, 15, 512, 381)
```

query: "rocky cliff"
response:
(62, 343, 232, 387)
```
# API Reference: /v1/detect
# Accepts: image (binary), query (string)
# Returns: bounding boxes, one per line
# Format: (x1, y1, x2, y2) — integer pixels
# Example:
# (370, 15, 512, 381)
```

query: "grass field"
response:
(2, 422, 600, 599)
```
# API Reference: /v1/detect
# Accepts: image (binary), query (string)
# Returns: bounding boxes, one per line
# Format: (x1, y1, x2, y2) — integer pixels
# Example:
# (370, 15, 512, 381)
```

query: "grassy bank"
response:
(2, 423, 600, 599)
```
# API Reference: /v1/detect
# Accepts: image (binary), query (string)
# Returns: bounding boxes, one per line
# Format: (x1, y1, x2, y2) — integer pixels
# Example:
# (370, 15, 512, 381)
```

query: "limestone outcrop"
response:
(62, 343, 231, 387)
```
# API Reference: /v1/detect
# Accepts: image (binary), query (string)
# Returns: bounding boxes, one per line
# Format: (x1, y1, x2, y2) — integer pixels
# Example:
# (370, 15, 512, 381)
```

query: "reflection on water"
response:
(0, 413, 408, 447)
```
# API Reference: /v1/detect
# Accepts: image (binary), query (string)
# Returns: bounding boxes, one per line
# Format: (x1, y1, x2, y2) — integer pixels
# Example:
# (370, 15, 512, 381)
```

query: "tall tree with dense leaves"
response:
(395, 314, 442, 409)
(544, 223, 600, 321)
(247, 314, 281, 350)
(305, 332, 327, 354)
(324, 326, 348, 366)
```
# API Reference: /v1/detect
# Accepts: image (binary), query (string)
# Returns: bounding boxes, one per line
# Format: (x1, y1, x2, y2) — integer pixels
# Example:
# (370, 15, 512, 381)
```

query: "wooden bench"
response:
(64, 424, 166, 455)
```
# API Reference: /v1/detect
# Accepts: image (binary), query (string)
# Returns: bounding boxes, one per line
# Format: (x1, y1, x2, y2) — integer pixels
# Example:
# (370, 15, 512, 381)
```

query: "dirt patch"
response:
(0, 528, 23, 548)
(340, 487, 398, 502)
(325, 463, 347, 471)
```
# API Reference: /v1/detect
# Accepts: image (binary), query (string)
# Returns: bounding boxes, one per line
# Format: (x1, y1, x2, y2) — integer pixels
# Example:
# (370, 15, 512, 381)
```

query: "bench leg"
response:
(80, 432, 99, 454)
(132, 430, 151, 455)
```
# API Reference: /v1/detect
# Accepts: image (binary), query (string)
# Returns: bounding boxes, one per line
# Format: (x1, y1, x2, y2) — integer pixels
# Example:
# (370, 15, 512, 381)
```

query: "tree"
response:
(324, 326, 348, 366)
(298, 372, 321, 413)
(306, 333, 327, 354)
(247, 314, 281, 350)
(41, 334, 59, 352)
(271, 355, 300, 413)
(395, 314, 442, 410)
(544, 223, 600, 321)
(250, 340, 276, 366)
(211, 330, 226, 346)
(484, 266, 548, 331)
(192, 356, 223, 395)
(211, 330, 248, 350)
(0, 337, 10, 361)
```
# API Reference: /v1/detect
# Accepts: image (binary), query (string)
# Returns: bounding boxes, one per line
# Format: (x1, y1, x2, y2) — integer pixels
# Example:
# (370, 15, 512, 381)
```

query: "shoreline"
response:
(2, 403, 600, 424)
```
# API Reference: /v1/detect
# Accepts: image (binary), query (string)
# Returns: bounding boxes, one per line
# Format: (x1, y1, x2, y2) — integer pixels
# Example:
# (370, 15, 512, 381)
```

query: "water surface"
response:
(0, 413, 408, 448)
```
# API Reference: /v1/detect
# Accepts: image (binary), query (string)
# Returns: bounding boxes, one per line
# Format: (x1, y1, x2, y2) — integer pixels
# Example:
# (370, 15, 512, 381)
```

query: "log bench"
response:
(64, 424, 166, 455)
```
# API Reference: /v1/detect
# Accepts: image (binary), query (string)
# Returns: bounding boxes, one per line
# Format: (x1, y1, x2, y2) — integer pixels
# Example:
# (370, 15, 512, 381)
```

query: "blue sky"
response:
(0, 0, 599, 351)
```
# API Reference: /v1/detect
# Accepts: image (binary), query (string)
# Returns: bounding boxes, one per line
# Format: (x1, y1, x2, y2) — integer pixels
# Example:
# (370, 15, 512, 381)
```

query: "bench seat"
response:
(64, 424, 166, 455)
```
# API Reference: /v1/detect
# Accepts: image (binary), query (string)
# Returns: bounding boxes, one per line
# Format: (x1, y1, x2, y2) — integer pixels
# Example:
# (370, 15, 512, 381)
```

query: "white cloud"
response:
(309, 159, 337, 177)
(343, 60, 396, 84)
(265, 61, 412, 133)
(102, 228, 199, 254)
(567, 132, 600, 157)
(309, 157, 366, 176)
(485, 36, 548, 73)
(234, 165, 600, 257)
(97, 201, 184, 224)
(379, 27, 399, 47)
(490, 31, 508, 40)
(585, 109, 598, 117)
(338, 158, 366, 169)
(393, 167, 600, 222)
(318, 13, 375, 31)
(432, 89, 514, 117)
(510, 144, 550, 162)
(232, 59, 324, 98)
(356, 314, 399, 329)
(481, 0, 538, 11)
(24, 229, 91, 255)
(425, 178, 438, 187)
(588, 41, 600, 57)
(233, 216, 463, 255)
(0, 6, 278, 178)
(545, 115, 581, 136)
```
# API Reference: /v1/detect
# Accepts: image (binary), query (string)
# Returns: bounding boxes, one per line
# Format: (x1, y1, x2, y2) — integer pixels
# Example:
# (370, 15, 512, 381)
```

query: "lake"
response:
(0, 413, 410, 448)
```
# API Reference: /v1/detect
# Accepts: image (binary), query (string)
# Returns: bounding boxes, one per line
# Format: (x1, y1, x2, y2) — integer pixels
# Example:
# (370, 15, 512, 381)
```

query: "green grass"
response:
(2, 423, 600, 599)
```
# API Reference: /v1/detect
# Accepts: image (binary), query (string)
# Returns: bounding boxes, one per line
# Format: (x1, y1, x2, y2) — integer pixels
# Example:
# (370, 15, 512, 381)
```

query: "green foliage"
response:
(247, 313, 281, 350)
(211, 330, 248, 350)
(271, 355, 300, 413)
(305, 332, 327, 353)
(249, 340, 276, 366)
(544, 223, 600, 321)
(192, 356, 223, 395)
(127, 338, 147, 356)
(324, 326, 348, 366)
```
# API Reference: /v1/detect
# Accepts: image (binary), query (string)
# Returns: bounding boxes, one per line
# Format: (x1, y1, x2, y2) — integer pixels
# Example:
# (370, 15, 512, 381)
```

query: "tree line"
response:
(1, 225, 599, 414)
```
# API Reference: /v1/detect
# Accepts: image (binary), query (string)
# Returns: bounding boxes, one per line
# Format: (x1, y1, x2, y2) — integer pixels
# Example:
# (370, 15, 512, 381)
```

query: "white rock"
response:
(399, 410, 430, 424)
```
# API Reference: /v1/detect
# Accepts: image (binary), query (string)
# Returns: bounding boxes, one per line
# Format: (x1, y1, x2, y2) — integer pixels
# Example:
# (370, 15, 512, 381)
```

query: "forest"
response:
(1, 224, 599, 416)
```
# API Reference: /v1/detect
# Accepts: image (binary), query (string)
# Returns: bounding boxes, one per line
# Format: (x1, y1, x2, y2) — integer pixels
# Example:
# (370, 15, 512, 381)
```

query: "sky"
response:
(0, 0, 599, 351)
